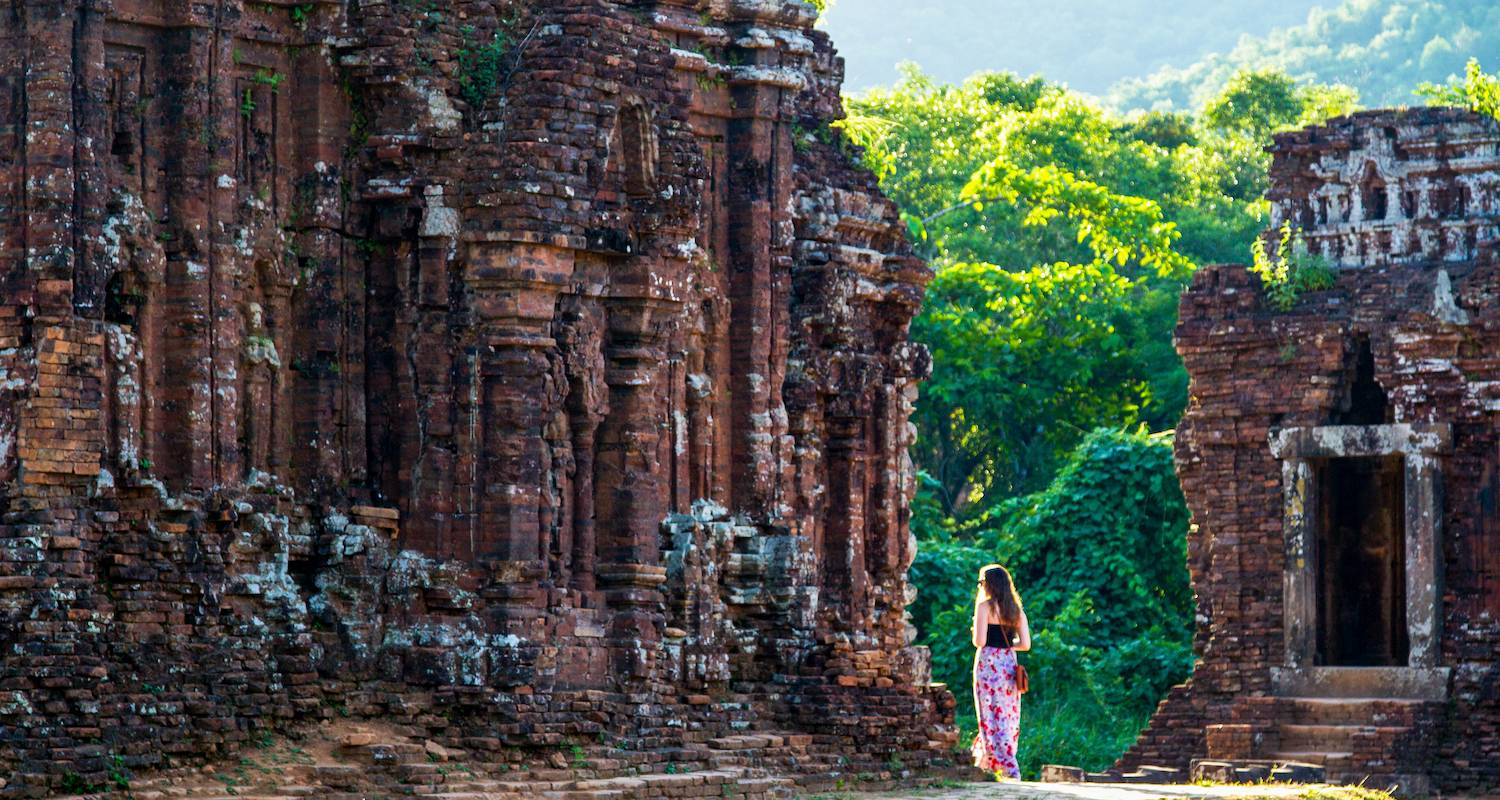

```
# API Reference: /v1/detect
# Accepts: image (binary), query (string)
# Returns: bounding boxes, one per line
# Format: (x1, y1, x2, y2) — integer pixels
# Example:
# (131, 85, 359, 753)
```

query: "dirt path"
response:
(811, 781, 1332, 800)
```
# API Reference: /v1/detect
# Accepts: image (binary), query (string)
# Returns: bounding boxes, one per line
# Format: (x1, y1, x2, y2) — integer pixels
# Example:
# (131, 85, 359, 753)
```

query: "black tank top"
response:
(984, 623, 1015, 649)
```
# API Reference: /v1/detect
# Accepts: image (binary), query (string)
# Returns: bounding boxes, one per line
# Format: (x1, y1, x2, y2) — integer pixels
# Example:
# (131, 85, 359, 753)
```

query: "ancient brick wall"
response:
(0, 0, 956, 793)
(1119, 109, 1500, 791)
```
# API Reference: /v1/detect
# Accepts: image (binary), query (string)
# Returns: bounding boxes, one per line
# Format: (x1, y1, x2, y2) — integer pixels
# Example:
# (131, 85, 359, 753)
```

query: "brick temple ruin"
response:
(0, 0, 959, 794)
(1120, 108, 1500, 793)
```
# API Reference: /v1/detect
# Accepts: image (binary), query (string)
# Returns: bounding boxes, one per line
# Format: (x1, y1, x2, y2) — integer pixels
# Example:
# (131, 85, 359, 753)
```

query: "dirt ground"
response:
(806, 780, 1358, 800)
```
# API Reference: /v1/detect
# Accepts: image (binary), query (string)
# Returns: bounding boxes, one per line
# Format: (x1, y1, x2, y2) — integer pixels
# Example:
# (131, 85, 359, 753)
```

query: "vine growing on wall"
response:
(1251, 220, 1335, 310)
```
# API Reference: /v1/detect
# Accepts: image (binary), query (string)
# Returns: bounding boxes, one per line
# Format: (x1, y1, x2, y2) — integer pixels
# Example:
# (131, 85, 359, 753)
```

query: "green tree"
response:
(1202, 69, 1362, 138)
(843, 67, 1263, 511)
(1418, 58, 1500, 120)
(912, 262, 1140, 510)
(1202, 69, 1304, 138)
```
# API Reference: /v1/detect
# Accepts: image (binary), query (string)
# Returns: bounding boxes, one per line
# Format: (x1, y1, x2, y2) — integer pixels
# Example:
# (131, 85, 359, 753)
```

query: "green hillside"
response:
(1107, 0, 1499, 111)
(820, 0, 1325, 93)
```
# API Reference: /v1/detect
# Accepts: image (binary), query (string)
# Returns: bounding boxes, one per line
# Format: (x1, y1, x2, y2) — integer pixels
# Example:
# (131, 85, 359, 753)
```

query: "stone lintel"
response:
(1269, 423, 1452, 460)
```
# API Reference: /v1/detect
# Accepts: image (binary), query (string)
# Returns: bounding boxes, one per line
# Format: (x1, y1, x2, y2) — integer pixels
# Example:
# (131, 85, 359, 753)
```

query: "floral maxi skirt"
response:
(971, 646, 1021, 778)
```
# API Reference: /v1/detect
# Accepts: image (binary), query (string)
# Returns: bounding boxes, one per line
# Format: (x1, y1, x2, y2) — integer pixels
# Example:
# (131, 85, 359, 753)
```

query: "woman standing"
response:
(971, 564, 1030, 779)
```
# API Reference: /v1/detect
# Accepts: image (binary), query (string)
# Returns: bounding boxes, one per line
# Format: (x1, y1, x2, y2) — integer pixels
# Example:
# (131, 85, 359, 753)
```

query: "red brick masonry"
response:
(0, 0, 956, 793)
(1120, 109, 1500, 794)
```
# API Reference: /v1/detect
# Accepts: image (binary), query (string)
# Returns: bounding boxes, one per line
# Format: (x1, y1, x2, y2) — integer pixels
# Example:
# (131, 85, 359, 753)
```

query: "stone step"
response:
(1270, 750, 1355, 770)
(419, 794, 521, 800)
(1275, 723, 1365, 751)
(60, 734, 895, 800)
(1282, 697, 1433, 725)
(1194, 759, 1325, 784)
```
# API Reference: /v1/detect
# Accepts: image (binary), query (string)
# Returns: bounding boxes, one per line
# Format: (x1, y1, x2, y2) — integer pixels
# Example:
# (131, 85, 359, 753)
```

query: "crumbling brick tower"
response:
(1120, 108, 1500, 793)
(0, 0, 957, 793)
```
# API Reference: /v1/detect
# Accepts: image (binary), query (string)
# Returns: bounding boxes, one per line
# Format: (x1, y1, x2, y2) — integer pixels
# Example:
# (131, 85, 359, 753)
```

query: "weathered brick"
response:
(0, 0, 958, 793)
(1120, 109, 1500, 793)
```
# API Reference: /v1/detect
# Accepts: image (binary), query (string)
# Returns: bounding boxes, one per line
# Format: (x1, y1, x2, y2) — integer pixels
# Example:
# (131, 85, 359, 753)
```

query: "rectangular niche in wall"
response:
(1314, 455, 1408, 667)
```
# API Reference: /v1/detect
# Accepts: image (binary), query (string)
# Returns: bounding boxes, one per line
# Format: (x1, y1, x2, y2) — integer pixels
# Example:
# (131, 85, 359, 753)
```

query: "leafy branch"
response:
(959, 160, 1194, 279)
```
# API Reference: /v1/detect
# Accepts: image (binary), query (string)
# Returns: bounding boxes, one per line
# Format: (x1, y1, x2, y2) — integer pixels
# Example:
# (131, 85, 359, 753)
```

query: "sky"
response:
(819, 0, 1330, 95)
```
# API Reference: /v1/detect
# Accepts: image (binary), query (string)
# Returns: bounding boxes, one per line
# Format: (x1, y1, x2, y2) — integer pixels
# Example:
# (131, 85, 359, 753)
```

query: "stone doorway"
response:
(1269, 424, 1449, 699)
(1314, 455, 1408, 667)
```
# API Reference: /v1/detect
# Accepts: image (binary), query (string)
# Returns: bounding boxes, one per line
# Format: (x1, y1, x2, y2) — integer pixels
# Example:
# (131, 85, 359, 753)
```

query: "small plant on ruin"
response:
(107, 753, 131, 790)
(253, 69, 286, 93)
(240, 88, 257, 119)
(790, 123, 814, 153)
(456, 26, 510, 116)
(1250, 220, 1336, 311)
(695, 70, 727, 93)
(289, 3, 313, 29)
(60, 772, 95, 794)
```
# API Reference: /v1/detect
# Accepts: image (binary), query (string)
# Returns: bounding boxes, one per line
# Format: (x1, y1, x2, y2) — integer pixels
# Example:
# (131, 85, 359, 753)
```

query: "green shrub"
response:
(1251, 220, 1335, 311)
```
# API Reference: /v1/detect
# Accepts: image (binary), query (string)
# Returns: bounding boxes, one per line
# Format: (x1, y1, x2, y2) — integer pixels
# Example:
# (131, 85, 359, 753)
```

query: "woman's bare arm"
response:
(1013, 609, 1032, 652)
(971, 597, 987, 648)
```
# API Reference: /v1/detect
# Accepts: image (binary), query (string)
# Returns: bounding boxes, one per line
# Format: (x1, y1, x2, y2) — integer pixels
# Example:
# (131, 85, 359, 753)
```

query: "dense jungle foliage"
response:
(841, 57, 1500, 777)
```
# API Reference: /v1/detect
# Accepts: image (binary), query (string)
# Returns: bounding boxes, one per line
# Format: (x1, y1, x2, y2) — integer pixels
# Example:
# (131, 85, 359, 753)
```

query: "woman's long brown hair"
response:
(980, 564, 1023, 630)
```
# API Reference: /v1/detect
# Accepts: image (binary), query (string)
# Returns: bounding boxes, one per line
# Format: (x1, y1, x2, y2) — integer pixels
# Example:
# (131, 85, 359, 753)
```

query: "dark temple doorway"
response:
(1315, 455, 1408, 666)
